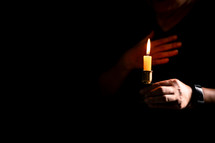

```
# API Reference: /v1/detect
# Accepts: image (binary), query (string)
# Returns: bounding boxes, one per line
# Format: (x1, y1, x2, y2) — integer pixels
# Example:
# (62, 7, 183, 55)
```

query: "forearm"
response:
(98, 61, 131, 96)
(202, 87, 215, 103)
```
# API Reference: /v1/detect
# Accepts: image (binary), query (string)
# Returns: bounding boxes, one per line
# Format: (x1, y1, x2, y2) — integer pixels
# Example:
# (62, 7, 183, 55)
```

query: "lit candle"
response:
(143, 38, 152, 71)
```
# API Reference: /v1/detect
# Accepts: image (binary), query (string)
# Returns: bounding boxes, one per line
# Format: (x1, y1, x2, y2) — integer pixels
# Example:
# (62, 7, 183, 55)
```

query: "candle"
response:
(143, 38, 152, 71)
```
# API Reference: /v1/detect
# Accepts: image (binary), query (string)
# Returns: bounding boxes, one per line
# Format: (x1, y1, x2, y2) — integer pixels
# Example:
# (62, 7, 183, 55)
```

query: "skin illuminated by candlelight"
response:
(139, 79, 215, 109)
(99, 32, 182, 96)
(119, 31, 180, 71)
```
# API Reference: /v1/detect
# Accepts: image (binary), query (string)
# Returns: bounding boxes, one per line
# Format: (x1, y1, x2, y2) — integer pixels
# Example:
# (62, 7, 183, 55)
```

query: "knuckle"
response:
(170, 78, 179, 85)
(170, 78, 177, 82)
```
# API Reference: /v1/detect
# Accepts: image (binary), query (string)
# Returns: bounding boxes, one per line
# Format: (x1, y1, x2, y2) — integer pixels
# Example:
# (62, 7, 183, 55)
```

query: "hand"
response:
(118, 31, 182, 71)
(139, 79, 192, 109)
(151, 35, 182, 65)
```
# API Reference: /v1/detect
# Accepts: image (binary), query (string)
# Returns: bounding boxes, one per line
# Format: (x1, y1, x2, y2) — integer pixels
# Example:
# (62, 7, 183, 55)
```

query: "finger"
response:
(140, 80, 174, 96)
(152, 58, 169, 65)
(152, 42, 182, 54)
(139, 83, 162, 96)
(145, 94, 177, 104)
(151, 35, 178, 47)
(138, 31, 154, 45)
(147, 31, 154, 39)
(145, 86, 175, 97)
(152, 79, 180, 90)
(152, 79, 173, 87)
(152, 50, 178, 59)
(139, 85, 154, 95)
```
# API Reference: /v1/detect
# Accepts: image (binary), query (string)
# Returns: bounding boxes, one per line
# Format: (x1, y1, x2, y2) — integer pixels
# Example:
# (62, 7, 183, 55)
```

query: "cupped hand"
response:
(139, 79, 192, 109)
(119, 31, 182, 71)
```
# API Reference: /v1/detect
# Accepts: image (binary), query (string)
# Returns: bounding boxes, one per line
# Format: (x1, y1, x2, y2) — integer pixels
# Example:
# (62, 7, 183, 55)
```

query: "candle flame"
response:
(146, 38, 151, 55)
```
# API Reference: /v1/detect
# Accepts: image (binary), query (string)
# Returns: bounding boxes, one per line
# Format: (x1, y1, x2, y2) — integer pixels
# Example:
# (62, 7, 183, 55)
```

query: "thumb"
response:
(140, 31, 154, 44)
(146, 30, 154, 39)
(134, 30, 155, 52)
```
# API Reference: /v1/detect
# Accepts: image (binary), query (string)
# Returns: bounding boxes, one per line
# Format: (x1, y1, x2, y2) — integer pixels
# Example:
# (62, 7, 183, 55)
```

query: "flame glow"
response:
(146, 38, 151, 55)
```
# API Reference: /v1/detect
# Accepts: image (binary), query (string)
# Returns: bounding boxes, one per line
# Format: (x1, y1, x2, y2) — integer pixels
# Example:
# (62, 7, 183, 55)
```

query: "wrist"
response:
(191, 84, 204, 104)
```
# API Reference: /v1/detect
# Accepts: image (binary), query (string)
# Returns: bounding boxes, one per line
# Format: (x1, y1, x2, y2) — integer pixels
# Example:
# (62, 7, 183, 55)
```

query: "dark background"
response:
(8, 1, 214, 136)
